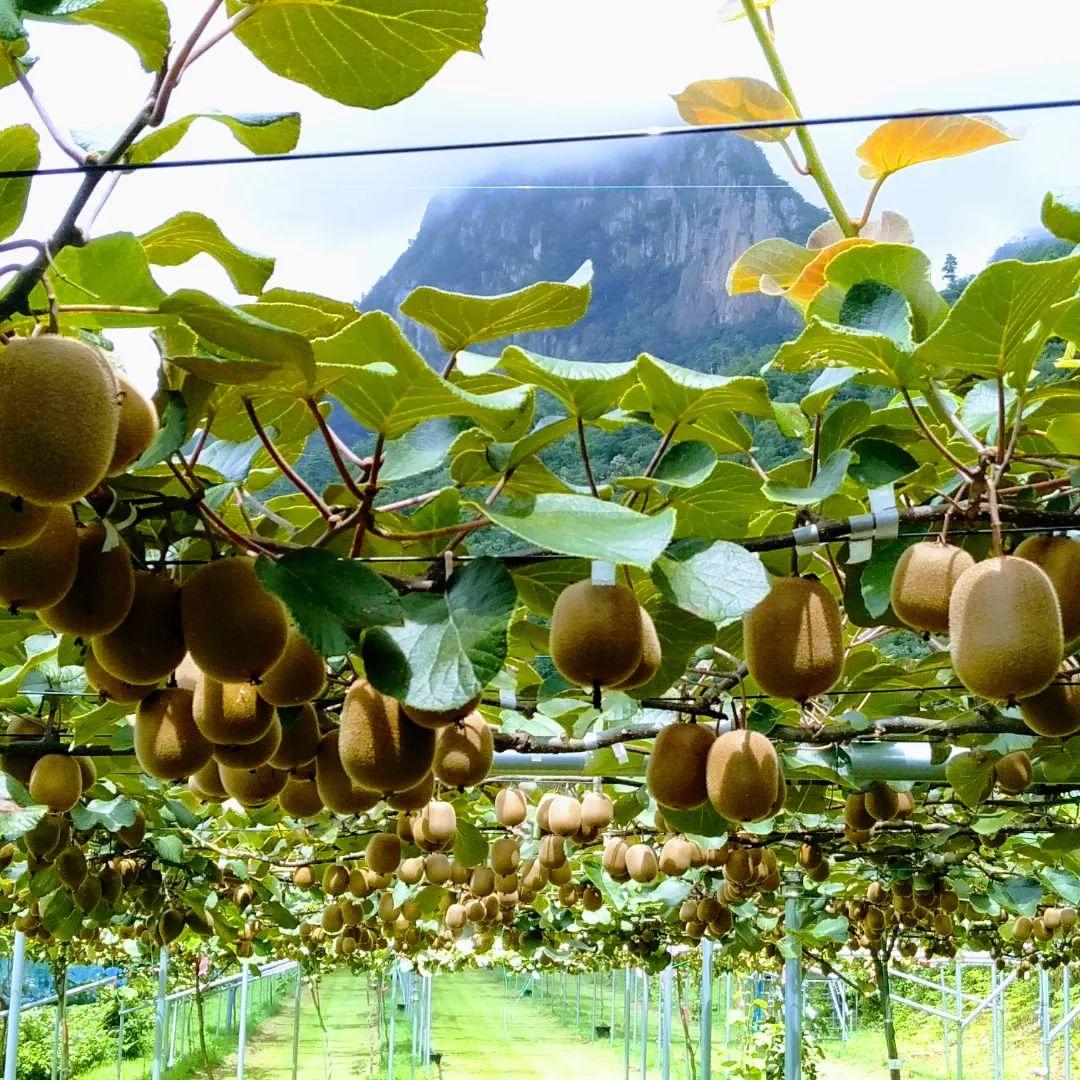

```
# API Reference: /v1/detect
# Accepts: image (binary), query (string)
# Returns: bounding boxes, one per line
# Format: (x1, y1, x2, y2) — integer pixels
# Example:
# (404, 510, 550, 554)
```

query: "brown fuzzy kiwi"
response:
(193, 674, 276, 745)
(28, 755, 83, 813)
(39, 524, 135, 636)
(314, 730, 381, 815)
(338, 680, 435, 793)
(995, 750, 1034, 794)
(94, 572, 185, 685)
(74, 756, 96, 792)
(1020, 679, 1080, 737)
(432, 711, 493, 789)
(425, 852, 452, 885)
(949, 556, 1063, 700)
(188, 760, 228, 803)
(257, 629, 327, 707)
(603, 838, 629, 880)
(181, 557, 288, 682)
(1, 717, 43, 785)
(107, 376, 158, 475)
(83, 648, 156, 704)
(580, 790, 613, 830)
(612, 607, 663, 690)
(279, 775, 324, 817)
(0, 505, 78, 611)
(549, 580, 644, 688)
(0, 494, 48, 549)
(647, 722, 716, 810)
(401, 694, 482, 730)
(386, 772, 434, 812)
(659, 837, 694, 876)
(547, 795, 582, 838)
(495, 787, 528, 827)
(134, 688, 213, 781)
(625, 844, 658, 883)
(890, 541, 976, 635)
(864, 782, 900, 822)
(744, 577, 843, 699)
(896, 790, 916, 818)
(267, 703, 321, 770)
(213, 716, 282, 769)
(219, 763, 288, 807)
(73, 874, 102, 914)
(844, 794, 876, 832)
(366, 833, 402, 874)
(705, 730, 783, 823)
(1016, 535, 1080, 643)
(420, 801, 457, 846)
(0, 335, 120, 504)
(491, 837, 520, 876)
(117, 809, 145, 848)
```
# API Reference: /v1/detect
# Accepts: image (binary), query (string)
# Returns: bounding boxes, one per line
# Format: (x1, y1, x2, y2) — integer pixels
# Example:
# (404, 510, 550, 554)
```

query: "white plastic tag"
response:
(869, 485, 899, 539)
(846, 513, 876, 565)
(792, 523, 821, 555)
(612, 742, 629, 764)
(498, 689, 517, 709)
(591, 560, 616, 586)
(583, 731, 599, 749)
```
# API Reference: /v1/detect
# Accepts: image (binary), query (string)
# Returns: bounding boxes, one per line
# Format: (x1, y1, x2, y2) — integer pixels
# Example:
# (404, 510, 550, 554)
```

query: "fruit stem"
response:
(305, 396, 367, 502)
(576, 416, 600, 497)
(900, 389, 976, 479)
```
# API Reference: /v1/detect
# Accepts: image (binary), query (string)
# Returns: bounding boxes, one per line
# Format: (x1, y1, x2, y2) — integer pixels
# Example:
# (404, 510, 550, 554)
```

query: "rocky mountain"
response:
(361, 131, 827, 370)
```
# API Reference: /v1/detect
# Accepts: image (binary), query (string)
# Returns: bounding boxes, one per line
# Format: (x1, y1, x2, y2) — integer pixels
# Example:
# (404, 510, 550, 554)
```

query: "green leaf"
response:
(140, 212, 274, 296)
(511, 558, 590, 617)
(632, 352, 772, 425)
(0, 124, 37, 241)
(498, 344, 636, 421)
(839, 282, 913, 345)
(0, 803, 45, 840)
(255, 549, 402, 657)
(154, 835, 184, 865)
(453, 819, 489, 868)
(771, 401, 809, 440)
(61, 0, 169, 70)
(380, 418, 469, 482)
(633, 600, 714, 698)
(362, 557, 516, 712)
(988, 875, 1042, 917)
(1040, 867, 1080, 906)
(859, 537, 919, 619)
(39, 887, 74, 932)
(1042, 191, 1080, 244)
(946, 752, 993, 810)
(473, 494, 675, 570)
(70, 795, 136, 832)
(132, 390, 186, 470)
(316, 312, 533, 439)
(762, 450, 852, 505)
(915, 254, 1080, 387)
(848, 438, 918, 487)
(240, 288, 359, 338)
(653, 539, 770, 625)
(801, 367, 859, 416)
(772, 318, 916, 387)
(159, 290, 314, 383)
(0, 5, 26, 41)
(670, 462, 768, 541)
(127, 111, 301, 164)
(617, 441, 717, 492)
(659, 799, 729, 838)
(226, 0, 486, 109)
(402, 263, 593, 354)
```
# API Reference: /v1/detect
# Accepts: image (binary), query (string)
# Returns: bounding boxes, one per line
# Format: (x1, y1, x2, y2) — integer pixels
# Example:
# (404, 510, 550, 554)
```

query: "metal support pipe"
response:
(291, 967, 303, 1080)
(2, 932, 26, 1080)
(388, 966, 397, 1080)
(955, 961, 963, 1080)
(236, 960, 251, 1080)
(1067, 966, 1072, 1080)
(623, 966, 632, 1080)
(660, 967, 673, 1080)
(784, 894, 802, 1080)
(150, 948, 168, 1080)
(1040, 967, 1051, 1080)
(640, 971, 650, 1080)
(700, 938, 713, 1080)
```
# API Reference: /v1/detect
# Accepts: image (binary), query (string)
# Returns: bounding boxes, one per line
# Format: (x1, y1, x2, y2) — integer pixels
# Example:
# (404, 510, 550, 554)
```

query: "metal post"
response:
(784, 892, 803, 1080)
(660, 966, 673, 1080)
(291, 967, 303, 1080)
(611, 970, 617, 1045)
(388, 966, 398, 1080)
(236, 960, 251, 1080)
(167, 999, 178, 1067)
(623, 966, 632, 1080)
(150, 947, 168, 1080)
(424, 975, 432, 1067)
(1067, 966, 1072, 1080)
(116, 1006, 125, 1080)
(990, 964, 1003, 1080)
(700, 938, 713, 1080)
(576, 973, 581, 1033)
(1041, 967, 1051, 1080)
(51, 990, 61, 1080)
(955, 960, 963, 1080)
(724, 972, 732, 1047)
(640, 971, 650, 1080)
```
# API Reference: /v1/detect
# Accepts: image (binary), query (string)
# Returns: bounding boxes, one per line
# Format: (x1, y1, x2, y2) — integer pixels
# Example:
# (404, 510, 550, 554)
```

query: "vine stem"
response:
(349, 432, 385, 557)
(148, 0, 226, 125)
(923, 381, 985, 453)
(304, 396, 367, 501)
(180, 6, 256, 71)
(576, 416, 600, 496)
(740, 0, 855, 236)
(900, 389, 975, 479)
(10, 57, 86, 165)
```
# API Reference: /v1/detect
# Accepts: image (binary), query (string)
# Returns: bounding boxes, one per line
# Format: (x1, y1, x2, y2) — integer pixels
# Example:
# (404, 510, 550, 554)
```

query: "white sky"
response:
(7, 0, 1080, 393)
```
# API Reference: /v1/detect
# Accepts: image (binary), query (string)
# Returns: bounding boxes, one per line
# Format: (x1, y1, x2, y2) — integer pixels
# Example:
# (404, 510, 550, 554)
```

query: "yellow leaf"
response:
(785, 238, 874, 310)
(726, 238, 815, 296)
(718, 0, 780, 21)
(856, 114, 1014, 180)
(673, 77, 796, 143)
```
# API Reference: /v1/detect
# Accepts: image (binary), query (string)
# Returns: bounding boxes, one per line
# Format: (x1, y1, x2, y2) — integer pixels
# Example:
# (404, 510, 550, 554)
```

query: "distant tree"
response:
(942, 253, 958, 289)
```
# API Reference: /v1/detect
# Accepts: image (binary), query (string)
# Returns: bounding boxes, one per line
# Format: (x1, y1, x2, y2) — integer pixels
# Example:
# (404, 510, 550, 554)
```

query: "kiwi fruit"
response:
(0, 494, 49, 549)
(548, 580, 644, 688)
(432, 712, 492, 789)
(338, 680, 435, 794)
(890, 541, 976, 635)
(995, 750, 1034, 794)
(706, 730, 783, 823)
(93, 572, 185, 685)
(1, 717, 44, 785)
(0, 505, 78, 611)
(258, 630, 326, 707)
(491, 837, 520, 876)
(181, 558, 288, 683)
(401, 694, 482, 730)
(659, 837, 694, 876)
(134, 688, 213, 781)
(1020, 679, 1080, 737)
(1016, 535, 1080, 643)
(612, 607, 663, 690)
(950, 556, 1063, 700)
(495, 787, 527, 827)
(268, 703, 321, 769)
(188, 760, 228, 803)
(219, 763, 288, 807)
(24, 815, 62, 859)
(543, 795, 579, 838)
(647, 722, 716, 810)
(278, 775, 323, 818)
(73, 874, 102, 914)
(603, 838, 629, 881)
(213, 716, 282, 769)
(743, 577, 843, 699)
(580, 790, 613, 830)
(39, 524, 135, 636)
(314, 730, 381, 815)
(864, 782, 900, 822)
(293, 865, 316, 889)
(386, 772, 434, 812)
(107, 375, 158, 475)
(117, 809, 146, 848)
(0, 335, 121, 504)
(28, 755, 83, 813)
(844, 794, 876, 832)
(425, 852, 452, 885)
(83, 648, 155, 704)
(193, 674, 276, 746)
(73, 755, 96, 793)
(625, 844, 658, 883)
(366, 833, 402, 874)
(420, 800, 457, 846)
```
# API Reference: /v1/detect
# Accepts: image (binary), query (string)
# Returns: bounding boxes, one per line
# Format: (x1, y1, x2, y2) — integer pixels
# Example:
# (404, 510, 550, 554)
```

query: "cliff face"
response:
(362, 131, 826, 368)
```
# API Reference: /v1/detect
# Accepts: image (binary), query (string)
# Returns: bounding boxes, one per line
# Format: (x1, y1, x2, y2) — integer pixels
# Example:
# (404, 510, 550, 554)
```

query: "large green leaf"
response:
(848, 438, 918, 487)
(362, 557, 516, 712)
(0, 124, 38, 242)
(772, 317, 917, 387)
(240, 289, 360, 339)
(987, 875, 1042, 917)
(226, 0, 486, 108)
(21, 0, 169, 69)
(511, 558, 590, 617)
(315, 311, 533, 439)
(915, 254, 1080, 387)
(1042, 191, 1080, 244)
(653, 539, 770, 625)
(629, 352, 772, 426)
(633, 596, 714, 698)
(670, 462, 768, 541)
(127, 111, 300, 165)
(474, 494, 675, 570)
(762, 450, 852, 505)
(255, 549, 402, 656)
(499, 345, 636, 421)
(946, 752, 994, 811)
(402, 263, 593, 354)
(140, 212, 274, 296)
(616, 441, 717, 493)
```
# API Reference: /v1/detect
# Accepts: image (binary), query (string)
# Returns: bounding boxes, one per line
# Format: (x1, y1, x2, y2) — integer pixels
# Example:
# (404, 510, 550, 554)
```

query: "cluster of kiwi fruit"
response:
(842, 783, 915, 844)
(1011, 906, 1079, 948)
(842, 878, 964, 953)
(890, 535, 1080, 718)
